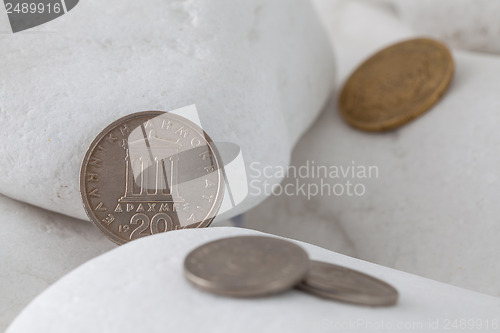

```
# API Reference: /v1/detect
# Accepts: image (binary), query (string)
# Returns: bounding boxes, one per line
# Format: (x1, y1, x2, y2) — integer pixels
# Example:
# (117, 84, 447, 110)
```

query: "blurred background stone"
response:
(245, 0, 500, 297)
(388, 0, 500, 54)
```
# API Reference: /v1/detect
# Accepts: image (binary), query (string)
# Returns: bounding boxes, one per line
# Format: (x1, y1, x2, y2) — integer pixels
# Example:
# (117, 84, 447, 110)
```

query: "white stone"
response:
(311, 0, 414, 81)
(7, 227, 500, 333)
(246, 1, 500, 296)
(0, 0, 334, 221)
(388, 0, 500, 54)
(0, 194, 115, 332)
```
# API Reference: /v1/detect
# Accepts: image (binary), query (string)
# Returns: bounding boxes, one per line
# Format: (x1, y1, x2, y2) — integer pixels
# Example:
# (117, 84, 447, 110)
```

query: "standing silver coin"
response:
(80, 111, 224, 245)
(184, 236, 310, 297)
(297, 260, 399, 306)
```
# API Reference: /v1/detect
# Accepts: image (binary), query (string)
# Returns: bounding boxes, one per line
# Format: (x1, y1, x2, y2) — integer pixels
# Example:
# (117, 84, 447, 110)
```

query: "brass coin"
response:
(338, 38, 454, 131)
(297, 260, 398, 306)
(184, 236, 310, 297)
(80, 111, 224, 245)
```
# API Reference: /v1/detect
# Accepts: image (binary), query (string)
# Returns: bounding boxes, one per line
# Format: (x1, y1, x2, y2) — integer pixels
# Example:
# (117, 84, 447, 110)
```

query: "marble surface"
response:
(0, 0, 334, 221)
(0, 194, 115, 332)
(244, 0, 500, 297)
(7, 227, 500, 333)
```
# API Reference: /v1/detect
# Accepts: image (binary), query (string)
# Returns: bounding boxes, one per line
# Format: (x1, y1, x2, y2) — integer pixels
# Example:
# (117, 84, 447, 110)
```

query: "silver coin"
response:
(80, 111, 224, 245)
(297, 260, 399, 306)
(184, 236, 310, 297)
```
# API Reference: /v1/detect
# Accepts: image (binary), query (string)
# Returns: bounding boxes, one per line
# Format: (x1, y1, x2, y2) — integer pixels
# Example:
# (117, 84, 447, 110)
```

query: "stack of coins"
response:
(184, 236, 399, 306)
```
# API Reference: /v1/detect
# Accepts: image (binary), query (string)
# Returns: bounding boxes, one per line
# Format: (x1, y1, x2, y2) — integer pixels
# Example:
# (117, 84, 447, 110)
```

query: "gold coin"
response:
(338, 38, 454, 132)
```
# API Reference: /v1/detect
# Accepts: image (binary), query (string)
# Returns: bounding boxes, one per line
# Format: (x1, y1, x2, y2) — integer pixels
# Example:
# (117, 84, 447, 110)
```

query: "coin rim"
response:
(296, 260, 399, 306)
(80, 111, 225, 245)
(338, 37, 454, 132)
(184, 236, 310, 297)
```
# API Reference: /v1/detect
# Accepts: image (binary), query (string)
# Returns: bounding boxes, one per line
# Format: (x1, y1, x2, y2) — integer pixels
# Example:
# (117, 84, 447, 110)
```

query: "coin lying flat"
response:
(339, 38, 454, 132)
(184, 236, 310, 297)
(297, 260, 398, 306)
(80, 111, 224, 245)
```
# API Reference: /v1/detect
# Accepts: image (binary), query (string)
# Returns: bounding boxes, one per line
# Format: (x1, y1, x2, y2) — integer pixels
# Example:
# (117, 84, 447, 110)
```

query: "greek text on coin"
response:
(80, 111, 224, 245)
